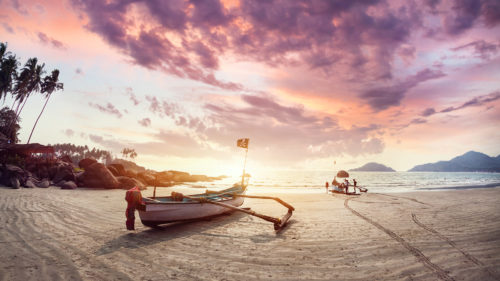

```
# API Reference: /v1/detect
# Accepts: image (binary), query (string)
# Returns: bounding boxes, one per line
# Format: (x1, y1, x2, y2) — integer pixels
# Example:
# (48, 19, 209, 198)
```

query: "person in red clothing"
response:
(125, 186, 142, 230)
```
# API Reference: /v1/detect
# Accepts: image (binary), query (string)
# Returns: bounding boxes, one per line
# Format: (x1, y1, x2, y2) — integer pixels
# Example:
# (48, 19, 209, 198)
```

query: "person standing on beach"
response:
(325, 181, 329, 193)
(344, 179, 349, 194)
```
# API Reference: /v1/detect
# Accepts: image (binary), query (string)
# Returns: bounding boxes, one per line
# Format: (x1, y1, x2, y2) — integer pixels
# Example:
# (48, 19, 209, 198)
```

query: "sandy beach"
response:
(0, 186, 499, 281)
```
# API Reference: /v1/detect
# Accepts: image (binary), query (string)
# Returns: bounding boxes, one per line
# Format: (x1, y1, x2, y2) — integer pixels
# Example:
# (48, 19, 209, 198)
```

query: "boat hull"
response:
(138, 196, 244, 225)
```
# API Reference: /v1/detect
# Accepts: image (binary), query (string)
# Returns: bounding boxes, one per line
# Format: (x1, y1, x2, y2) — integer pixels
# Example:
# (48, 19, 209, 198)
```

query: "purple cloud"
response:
(361, 68, 446, 111)
(37, 32, 65, 49)
(89, 102, 123, 118)
(439, 91, 500, 113)
(138, 118, 151, 127)
(1, 22, 14, 33)
(126, 87, 140, 106)
(451, 40, 500, 60)
(421, 108, 436, 117)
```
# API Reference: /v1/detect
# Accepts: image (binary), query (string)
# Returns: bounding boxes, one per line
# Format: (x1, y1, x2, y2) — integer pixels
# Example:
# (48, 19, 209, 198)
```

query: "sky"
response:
(1, 0, 499, 175)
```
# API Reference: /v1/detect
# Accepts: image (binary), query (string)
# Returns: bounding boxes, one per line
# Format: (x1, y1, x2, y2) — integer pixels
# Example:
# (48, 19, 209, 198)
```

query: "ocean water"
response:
(186, 171, 500, 193)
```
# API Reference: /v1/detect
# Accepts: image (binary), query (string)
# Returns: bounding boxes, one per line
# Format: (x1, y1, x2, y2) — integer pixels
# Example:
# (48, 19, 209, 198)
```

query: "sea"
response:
(184, 171, 500, 194)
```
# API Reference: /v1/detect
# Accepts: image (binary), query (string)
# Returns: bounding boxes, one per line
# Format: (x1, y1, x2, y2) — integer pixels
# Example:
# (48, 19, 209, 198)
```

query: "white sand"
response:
(0, 186, 499, 280)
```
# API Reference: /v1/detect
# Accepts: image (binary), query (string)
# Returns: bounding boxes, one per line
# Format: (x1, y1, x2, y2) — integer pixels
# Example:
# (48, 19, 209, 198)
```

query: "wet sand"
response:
(0, 186, 499, 281)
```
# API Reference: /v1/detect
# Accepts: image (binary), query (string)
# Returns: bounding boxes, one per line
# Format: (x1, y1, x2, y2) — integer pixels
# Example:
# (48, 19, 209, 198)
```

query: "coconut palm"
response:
(27, 69, 63, 143)
(0, 42, 18, 104)
(13, 58, 45, 117)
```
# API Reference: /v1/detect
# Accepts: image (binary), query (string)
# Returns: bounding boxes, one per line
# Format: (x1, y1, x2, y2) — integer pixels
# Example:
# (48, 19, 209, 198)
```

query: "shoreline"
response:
(1, 186, 499, 280)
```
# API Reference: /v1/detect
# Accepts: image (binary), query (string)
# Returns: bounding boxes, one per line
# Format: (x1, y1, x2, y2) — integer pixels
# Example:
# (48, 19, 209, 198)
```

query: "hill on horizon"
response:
(350, 162, 396, 172)
(408, 151, 500, 172)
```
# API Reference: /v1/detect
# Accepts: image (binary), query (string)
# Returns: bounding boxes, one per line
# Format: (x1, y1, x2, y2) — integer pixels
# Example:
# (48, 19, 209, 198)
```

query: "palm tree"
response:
(0, 42, 18, 104)
(27, 69, 63, 144)
(13, 58, 45, 117)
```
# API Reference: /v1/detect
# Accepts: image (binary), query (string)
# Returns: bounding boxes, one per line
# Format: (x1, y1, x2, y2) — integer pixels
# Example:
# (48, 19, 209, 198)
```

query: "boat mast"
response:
(241, 146, 248, 187)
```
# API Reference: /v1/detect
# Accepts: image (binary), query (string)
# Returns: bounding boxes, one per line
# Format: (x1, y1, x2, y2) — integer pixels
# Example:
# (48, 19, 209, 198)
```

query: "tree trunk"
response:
(27, 94, 51, 144)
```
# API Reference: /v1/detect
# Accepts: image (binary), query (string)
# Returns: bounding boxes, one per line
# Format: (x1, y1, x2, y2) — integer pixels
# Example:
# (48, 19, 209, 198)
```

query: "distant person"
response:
(344, 179, 349, 194)
(353, 179, 357, 187)
(325, 181, 329, 193)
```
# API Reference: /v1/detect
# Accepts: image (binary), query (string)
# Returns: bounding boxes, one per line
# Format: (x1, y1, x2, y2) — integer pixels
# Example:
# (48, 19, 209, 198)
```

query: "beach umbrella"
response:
(336, 170, 349, 178)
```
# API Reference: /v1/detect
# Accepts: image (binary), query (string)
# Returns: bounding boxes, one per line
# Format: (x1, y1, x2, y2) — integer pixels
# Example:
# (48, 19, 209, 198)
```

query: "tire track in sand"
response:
(411, 213, 499, 279)
(344, 198, 455, 281)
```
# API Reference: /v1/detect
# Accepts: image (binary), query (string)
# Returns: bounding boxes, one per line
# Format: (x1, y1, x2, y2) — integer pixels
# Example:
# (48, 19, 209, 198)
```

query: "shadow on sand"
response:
(96, 211, 289, 255)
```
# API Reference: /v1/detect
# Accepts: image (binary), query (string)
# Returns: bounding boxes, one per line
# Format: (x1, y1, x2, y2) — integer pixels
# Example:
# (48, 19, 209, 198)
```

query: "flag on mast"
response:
(237, 138, 249, 149)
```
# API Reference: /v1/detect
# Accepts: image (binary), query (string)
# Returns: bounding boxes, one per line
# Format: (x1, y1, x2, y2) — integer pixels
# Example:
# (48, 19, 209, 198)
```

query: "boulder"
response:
(78, 158, 97, 170)
(10, 177, 20, 189)
(52, 163, 76, 183)
(60, 181, 77, 190)
(137, 172, 156, 185)
(60, 155, 73, 164)
(109, 164, 125, 176)
(37, 179, 50, 188)
(83, 162, 119, 189)
(116, 176, 146, 190)
(123, 169, 137, 179)
(24, 179, 37, 188)
(106, 165, 120, 177)
(75, 172, 85, 187)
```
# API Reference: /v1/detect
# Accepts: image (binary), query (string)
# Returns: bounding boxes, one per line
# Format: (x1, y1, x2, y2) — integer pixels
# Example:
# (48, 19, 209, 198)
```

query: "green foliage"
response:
(0, 153, 25, 167)
(0, 107, 20, 143)
(51, 143, 112, 164)
(0, 42, 64, 144)
(121, 147, 138, 159)
(73, 167, 84, 173)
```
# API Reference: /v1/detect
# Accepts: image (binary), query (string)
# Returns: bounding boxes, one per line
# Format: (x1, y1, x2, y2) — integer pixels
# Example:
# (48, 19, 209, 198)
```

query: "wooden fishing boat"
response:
(125, 138, 294, 231)
(137, 185, 246, 227)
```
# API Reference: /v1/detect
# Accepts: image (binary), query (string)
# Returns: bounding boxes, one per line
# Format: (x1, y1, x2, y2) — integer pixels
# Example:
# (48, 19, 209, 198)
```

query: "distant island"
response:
(408, 151, 500, 172)
(350, 162, 396, 172)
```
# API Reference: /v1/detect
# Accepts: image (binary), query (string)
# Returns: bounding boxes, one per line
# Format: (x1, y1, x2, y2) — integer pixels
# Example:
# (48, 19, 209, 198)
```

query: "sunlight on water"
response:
(166, 171, 500, 194)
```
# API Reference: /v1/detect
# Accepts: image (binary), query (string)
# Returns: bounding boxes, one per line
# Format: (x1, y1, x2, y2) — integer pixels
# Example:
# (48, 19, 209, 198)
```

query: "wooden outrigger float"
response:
(125, 138, 294, 231)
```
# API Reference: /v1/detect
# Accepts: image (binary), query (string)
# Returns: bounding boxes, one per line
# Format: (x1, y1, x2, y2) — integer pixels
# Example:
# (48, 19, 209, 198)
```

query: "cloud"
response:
(451, 40, 500, 60)
(88, 102, 123, 118)
(37, 32, 66, 49)
(421, 107, 436, 117)
(361, 68, 446, 111)
(138, 118, 151, 127)
(11, 0, 29, 15)
(200, 94, 385, 163)
(126, 87, 140, 106)
(1, 22, 14, 33)
(63, 129, 74, 137)
(439, 91, 500, 113)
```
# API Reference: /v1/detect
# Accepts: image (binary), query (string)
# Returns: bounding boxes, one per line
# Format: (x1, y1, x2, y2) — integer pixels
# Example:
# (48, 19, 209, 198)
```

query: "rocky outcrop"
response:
(108, 163, 125, 176)
(78, 158, 97, 170)
(59, 181, 77, 190)
(83, 162, 119, 189)
(52, 162, 76, 183)
(116, 176, 146, 190)
(106, 165, 120, 177)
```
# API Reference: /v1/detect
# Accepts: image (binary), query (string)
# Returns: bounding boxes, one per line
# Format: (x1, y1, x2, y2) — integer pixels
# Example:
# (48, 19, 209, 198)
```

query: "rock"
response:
(124, 169, 137, 179)
(52, 163, 76, 183)
(116, 176, 146, 190)
(78, 158, 97, 170)
(75, 172, 85, 187)
(60, 155, 73, 164)
(106, 165, 120, 177)
(60, 181, 77, 190)
(137, 172, 156, 185)
(109, 164, 125, 176)
(10, 177, 20, 189)
(37, 179, 50, 188)
(24, 179, 37, 188)
(83, 162, 119, 189)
